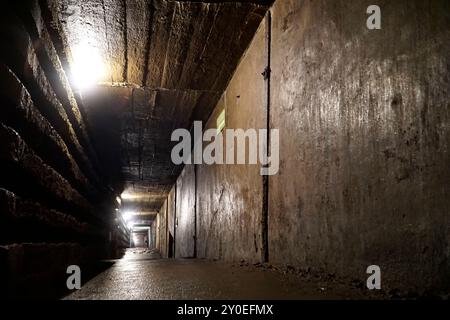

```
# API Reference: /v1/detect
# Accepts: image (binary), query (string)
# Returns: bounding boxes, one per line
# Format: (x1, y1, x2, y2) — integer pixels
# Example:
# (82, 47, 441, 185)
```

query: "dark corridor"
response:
(0, 0, 449, 303)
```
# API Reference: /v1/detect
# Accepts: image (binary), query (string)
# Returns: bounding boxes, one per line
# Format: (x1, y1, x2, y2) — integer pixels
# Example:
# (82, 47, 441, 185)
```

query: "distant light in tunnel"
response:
(121, 211, 134, 222)
(120, 191, 144, 200)
(120, 192, 133, 200)
(70, 42, 106, 90)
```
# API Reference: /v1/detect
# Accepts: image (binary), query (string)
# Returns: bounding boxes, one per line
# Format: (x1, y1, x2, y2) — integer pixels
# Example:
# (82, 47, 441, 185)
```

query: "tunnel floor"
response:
(64, 249, 383, 300)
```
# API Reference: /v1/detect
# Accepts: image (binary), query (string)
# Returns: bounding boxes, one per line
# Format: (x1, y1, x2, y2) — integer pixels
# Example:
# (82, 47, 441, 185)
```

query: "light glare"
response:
(122, 211, 134, 222)
(71, 42, 105, 90)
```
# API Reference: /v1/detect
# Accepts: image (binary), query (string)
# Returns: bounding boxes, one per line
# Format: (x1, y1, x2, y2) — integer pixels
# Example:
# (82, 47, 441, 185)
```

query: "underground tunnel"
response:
(0, 0, 449, 303)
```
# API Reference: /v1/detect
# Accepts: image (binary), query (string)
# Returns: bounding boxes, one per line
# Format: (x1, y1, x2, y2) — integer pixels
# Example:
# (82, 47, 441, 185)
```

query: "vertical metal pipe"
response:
(147, 226, 155, 248)
(173, 183, 177, 258)
(194, 164, 197, 258)
(261, 10, 272, 263)
(166, 196, 169, 257)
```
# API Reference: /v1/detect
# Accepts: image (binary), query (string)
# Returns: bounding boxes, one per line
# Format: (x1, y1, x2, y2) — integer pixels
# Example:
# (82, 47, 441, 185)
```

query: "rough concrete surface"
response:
(268, 0, 450, 292)
(195, 21, 266, 262)
(175, 165, 196, 258)
(65, 249, 384, 300)
(0, 1, 116, 298)
(1, 0, 449, 299)
(159, 0, 450, 294)
(54, 0, 271, 212)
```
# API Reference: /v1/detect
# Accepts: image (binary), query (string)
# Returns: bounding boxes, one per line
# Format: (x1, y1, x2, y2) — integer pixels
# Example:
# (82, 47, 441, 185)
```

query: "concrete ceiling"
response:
(51, 0, 271, 214)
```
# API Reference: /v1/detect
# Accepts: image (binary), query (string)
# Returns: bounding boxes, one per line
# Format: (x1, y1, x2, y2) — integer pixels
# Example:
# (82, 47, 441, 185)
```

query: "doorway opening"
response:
(168, 232, 174, 258)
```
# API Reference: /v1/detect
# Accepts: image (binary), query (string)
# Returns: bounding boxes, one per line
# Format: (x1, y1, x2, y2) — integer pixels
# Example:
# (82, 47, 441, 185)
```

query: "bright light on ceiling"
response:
(70, 41, 106, 90)
(120, 191, 145, 200)
(120, 192, 134, 200)
(121, 211, 134, 222)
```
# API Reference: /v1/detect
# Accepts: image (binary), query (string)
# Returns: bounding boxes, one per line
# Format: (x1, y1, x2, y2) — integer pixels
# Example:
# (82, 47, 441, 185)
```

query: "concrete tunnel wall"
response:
(157, 0, 450, 293)
(1, 0, 446, 297)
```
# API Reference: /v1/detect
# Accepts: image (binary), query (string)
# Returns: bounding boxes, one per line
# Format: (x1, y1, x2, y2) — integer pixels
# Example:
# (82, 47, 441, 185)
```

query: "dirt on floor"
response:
(64, 249, 395, 300)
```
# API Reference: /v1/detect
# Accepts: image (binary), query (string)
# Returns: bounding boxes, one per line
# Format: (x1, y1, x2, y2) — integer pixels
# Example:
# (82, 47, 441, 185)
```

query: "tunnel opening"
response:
(168, 233, 174, 259)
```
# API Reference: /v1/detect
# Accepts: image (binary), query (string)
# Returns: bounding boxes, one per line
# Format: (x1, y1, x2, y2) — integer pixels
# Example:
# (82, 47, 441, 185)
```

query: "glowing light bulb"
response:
(70, 41, 105, 90)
